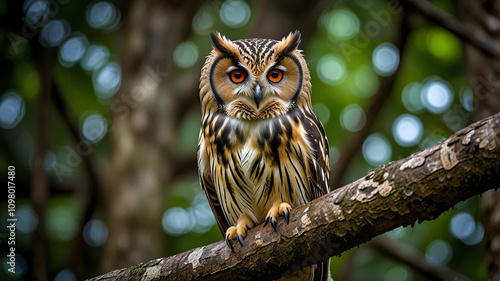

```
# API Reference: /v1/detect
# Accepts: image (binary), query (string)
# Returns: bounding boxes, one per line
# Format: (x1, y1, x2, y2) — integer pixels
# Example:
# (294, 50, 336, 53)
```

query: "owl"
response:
(198, 31, 330, 281)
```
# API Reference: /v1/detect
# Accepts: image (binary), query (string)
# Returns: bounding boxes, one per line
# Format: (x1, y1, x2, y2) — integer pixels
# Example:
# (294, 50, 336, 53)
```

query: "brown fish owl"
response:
(198, 31, 330, 280)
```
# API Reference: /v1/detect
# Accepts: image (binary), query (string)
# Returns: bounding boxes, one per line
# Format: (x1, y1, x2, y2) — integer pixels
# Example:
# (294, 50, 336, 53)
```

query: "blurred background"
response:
(0, 0, 496, 280)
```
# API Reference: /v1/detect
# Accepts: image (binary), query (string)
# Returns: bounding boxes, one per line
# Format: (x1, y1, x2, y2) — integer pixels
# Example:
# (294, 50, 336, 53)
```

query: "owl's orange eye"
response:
(268, 69, 283, 83)
(229, 69, 246, 83)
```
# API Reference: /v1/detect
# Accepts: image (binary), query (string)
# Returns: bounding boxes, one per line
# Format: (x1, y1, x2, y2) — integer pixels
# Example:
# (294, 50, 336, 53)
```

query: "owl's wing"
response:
(197, 135, 230, 234)
(303, 110, 330, 199)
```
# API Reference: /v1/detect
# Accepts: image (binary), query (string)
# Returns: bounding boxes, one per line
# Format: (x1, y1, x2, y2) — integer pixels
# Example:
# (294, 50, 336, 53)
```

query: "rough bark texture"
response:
(102, 0, 202, 272)
(89, 112, 500, 281)
(457, 1, 500, 280)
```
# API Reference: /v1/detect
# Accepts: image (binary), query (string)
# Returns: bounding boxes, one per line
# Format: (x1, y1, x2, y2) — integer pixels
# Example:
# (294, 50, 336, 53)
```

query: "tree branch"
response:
(368, 237, 470, 281)
(88, 112, 500, 281)
(399, 0, 500, 58)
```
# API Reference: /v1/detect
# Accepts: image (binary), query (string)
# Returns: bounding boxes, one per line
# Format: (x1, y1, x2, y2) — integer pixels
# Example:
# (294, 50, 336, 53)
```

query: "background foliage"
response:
(0, 0, 486, 280)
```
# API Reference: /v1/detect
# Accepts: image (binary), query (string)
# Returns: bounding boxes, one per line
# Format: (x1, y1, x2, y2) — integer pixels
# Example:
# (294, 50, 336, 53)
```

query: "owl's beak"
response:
(254, 84, 263, 108)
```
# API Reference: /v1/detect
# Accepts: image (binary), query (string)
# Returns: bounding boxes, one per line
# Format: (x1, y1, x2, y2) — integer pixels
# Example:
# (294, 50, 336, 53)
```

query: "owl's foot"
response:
(225, 214, 254, 251)
(264, 202, 292, 231)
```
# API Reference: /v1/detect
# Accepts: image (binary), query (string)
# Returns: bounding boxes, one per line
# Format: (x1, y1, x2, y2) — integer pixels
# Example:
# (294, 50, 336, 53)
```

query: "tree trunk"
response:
(102, 0, 202, 272)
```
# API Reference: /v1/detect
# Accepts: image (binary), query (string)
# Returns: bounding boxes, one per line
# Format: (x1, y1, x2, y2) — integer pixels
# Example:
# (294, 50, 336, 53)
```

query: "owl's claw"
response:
(226, 233, 234, 252)
(225, 214, 254, 251)
(264, 216, 277, 231)
(237, 234, 244, 246)
(284, 208, 290, 225)
(265, 202, 293, 231)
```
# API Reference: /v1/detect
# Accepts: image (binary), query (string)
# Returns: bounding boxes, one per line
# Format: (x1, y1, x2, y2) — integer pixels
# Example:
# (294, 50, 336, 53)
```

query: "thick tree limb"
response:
(88, 112, 500, 281)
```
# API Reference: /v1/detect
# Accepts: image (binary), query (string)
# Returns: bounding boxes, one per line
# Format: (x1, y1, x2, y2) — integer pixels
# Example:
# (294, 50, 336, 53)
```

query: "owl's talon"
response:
(226, 233, 234, 252)
(237, 234, 244, 246)
(265, 202, 292, 231)
(270, 217, 277, 231)
(225, 215, 254, 250)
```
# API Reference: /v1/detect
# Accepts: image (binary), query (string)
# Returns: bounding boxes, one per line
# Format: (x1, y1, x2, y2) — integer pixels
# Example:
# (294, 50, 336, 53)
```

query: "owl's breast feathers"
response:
(198, 106, 330, 231)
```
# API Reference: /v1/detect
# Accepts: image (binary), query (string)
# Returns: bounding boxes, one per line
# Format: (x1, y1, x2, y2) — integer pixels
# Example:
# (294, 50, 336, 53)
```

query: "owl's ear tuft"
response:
(210, 31, 236, 56)
(276, 30, 301, 58)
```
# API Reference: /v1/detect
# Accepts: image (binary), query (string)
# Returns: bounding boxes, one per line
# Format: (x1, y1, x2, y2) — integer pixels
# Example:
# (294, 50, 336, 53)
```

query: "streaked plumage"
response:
(198, 31, 330, 281)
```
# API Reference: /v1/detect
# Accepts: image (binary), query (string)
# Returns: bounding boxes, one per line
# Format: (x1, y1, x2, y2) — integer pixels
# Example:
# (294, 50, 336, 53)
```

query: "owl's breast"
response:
(202, 111, 313, 224)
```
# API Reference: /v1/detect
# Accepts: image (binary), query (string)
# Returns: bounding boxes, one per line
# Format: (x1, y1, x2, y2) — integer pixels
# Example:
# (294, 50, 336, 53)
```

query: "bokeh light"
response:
(313, 103, 331, 125)
(17, 206, 38, 233)
(83, 219, 108, 247)
(426, 28, 462, 63)
(459, 88, 473, 112)
(326, 9, 360, 40)
(80, 111, 108, 144)
(174, 41, 199, 69)
(340, 104, 366, 132)
(162, 207, 196, 236)
(384, 266, 409, 281)
(421, 77, 453, 114)
(450, 212, 475, 240)
(317, 54, 347, 85)
(401, 82, 425, 114)
(372, 42, 399, 76)
(58, 33, 89, 67)
(0, 91, 26, 129)
(40, 19, 70, 47)
(330, 146, 340, 164)
(189, 193, 216, 233)
(43, 151, 56, 172)
(54, 269, 77, 281)
(193, 8, 214, 35)
(92, 62, 121, 99)
(86, 1, 120, 30)
(219, 0, 251, 28)
(351, 65, 378, 98)
(387, 226, 407, 239)
(48, 207, 78, 241)
(425, 240, 452, 265)
(462, 223, 484, 246)
(24, 0, 50, 28)
(80, 45, 110, 71)
(392, 114, 423, 147)
(449, 212, 484, 245)
(362, 133, 392, 166)
(3, 254, 28, 277)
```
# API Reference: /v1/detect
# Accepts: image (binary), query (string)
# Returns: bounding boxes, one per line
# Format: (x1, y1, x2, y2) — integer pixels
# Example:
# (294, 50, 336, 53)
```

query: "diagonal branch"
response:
(368, 236, 469, 281)
(399, 0, 500, 58)
(88, 112, 500, 281)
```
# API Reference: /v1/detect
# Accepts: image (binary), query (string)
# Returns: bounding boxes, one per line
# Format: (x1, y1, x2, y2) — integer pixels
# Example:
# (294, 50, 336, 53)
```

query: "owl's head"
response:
(199, 31, 311, 120)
